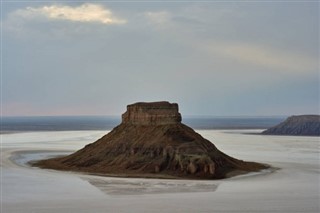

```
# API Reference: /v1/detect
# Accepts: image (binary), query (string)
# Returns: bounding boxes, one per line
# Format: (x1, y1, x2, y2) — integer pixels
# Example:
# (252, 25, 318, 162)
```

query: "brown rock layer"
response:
(35, 101, 268, 179)
(122, 101, 182, 125)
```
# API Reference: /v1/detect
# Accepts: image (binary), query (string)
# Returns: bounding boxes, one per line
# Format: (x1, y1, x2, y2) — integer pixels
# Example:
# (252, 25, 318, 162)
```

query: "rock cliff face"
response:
(35, 101, 267, 179)
(262, 115, 320, 136)
(122, 102, 182, 125)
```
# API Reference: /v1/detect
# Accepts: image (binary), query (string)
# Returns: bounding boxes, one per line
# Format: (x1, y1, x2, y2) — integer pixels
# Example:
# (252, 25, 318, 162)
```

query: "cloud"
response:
(145, 11, 171, 25)
(201, 41, 318, 73)
(144, 10, 318, 74)
(11, 3, 126, 25)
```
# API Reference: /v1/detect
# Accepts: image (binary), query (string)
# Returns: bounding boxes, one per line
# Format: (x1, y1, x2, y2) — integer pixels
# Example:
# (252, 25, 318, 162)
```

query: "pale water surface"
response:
(1, 130, 319, 213)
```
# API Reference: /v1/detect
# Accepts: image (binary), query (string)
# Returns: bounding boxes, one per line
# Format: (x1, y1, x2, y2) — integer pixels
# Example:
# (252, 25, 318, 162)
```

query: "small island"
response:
(34, 101, 268, 179)
(262, 115, 320, 136)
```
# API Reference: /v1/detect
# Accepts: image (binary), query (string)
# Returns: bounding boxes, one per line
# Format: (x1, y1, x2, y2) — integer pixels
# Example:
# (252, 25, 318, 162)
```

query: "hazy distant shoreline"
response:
(1, 116, 285, 132)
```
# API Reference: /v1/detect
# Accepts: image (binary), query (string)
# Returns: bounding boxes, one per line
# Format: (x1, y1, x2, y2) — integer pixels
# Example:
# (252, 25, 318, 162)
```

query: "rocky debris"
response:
(35, 101, 268, 179)
(262, 115, 320, 136)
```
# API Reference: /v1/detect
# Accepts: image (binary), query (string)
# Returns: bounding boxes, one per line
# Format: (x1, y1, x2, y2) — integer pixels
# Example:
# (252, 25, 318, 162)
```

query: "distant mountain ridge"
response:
(262, 115, 320, 136)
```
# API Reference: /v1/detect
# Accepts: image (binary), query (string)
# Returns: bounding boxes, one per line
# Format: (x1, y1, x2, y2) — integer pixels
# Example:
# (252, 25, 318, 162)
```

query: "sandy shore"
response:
(1, 130, 319, 213)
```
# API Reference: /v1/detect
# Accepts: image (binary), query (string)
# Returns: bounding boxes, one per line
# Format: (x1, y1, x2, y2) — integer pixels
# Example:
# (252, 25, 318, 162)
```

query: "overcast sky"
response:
(1, 1, 319, 116)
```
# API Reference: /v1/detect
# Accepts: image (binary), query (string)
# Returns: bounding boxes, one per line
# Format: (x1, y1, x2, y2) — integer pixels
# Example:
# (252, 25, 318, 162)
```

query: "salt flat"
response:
(1, 130, 319, 213)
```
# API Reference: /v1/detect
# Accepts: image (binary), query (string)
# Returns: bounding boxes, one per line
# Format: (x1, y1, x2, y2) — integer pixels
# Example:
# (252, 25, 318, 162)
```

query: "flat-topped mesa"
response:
(122, 101, 182, 125)
(34, 101, 269, 179)
(262, 115, 320, 136)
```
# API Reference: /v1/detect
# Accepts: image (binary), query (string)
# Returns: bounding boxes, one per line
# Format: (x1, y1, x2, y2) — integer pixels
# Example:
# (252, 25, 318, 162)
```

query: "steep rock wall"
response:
(122, 101, 182, 125)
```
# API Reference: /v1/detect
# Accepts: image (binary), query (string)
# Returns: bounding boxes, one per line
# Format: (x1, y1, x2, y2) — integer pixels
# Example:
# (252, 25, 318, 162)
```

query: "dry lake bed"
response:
(1, 130, 319, 213)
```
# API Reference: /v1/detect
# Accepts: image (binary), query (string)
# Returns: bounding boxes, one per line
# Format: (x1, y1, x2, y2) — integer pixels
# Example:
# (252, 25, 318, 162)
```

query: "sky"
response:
(1, 1, 319, 116)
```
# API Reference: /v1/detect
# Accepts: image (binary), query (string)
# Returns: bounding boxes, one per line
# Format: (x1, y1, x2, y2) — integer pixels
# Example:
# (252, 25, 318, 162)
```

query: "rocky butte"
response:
(35, 101, 268, 179)
(262, 115, 320, 136)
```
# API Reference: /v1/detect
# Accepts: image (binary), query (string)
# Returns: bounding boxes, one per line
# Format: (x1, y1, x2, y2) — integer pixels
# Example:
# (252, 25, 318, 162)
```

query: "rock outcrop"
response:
(262, 115, 320, 136)
(35, 101, 268, 179)
(122, 102, 182, 125)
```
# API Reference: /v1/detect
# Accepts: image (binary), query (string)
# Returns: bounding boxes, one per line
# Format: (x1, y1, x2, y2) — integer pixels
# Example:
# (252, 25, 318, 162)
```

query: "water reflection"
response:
(83, 176, 219, 195)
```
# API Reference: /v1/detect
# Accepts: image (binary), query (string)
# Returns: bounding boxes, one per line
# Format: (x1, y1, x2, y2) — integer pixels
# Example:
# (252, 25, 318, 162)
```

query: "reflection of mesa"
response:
(34, 101, 268, 179)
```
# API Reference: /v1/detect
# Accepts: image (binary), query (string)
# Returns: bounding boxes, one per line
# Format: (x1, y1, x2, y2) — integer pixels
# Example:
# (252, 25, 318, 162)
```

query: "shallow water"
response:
(1, 130, 319, 213)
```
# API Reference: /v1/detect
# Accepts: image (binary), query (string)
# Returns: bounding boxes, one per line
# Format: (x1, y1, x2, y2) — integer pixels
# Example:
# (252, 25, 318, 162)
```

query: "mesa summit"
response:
(35, 101, 268, 179)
